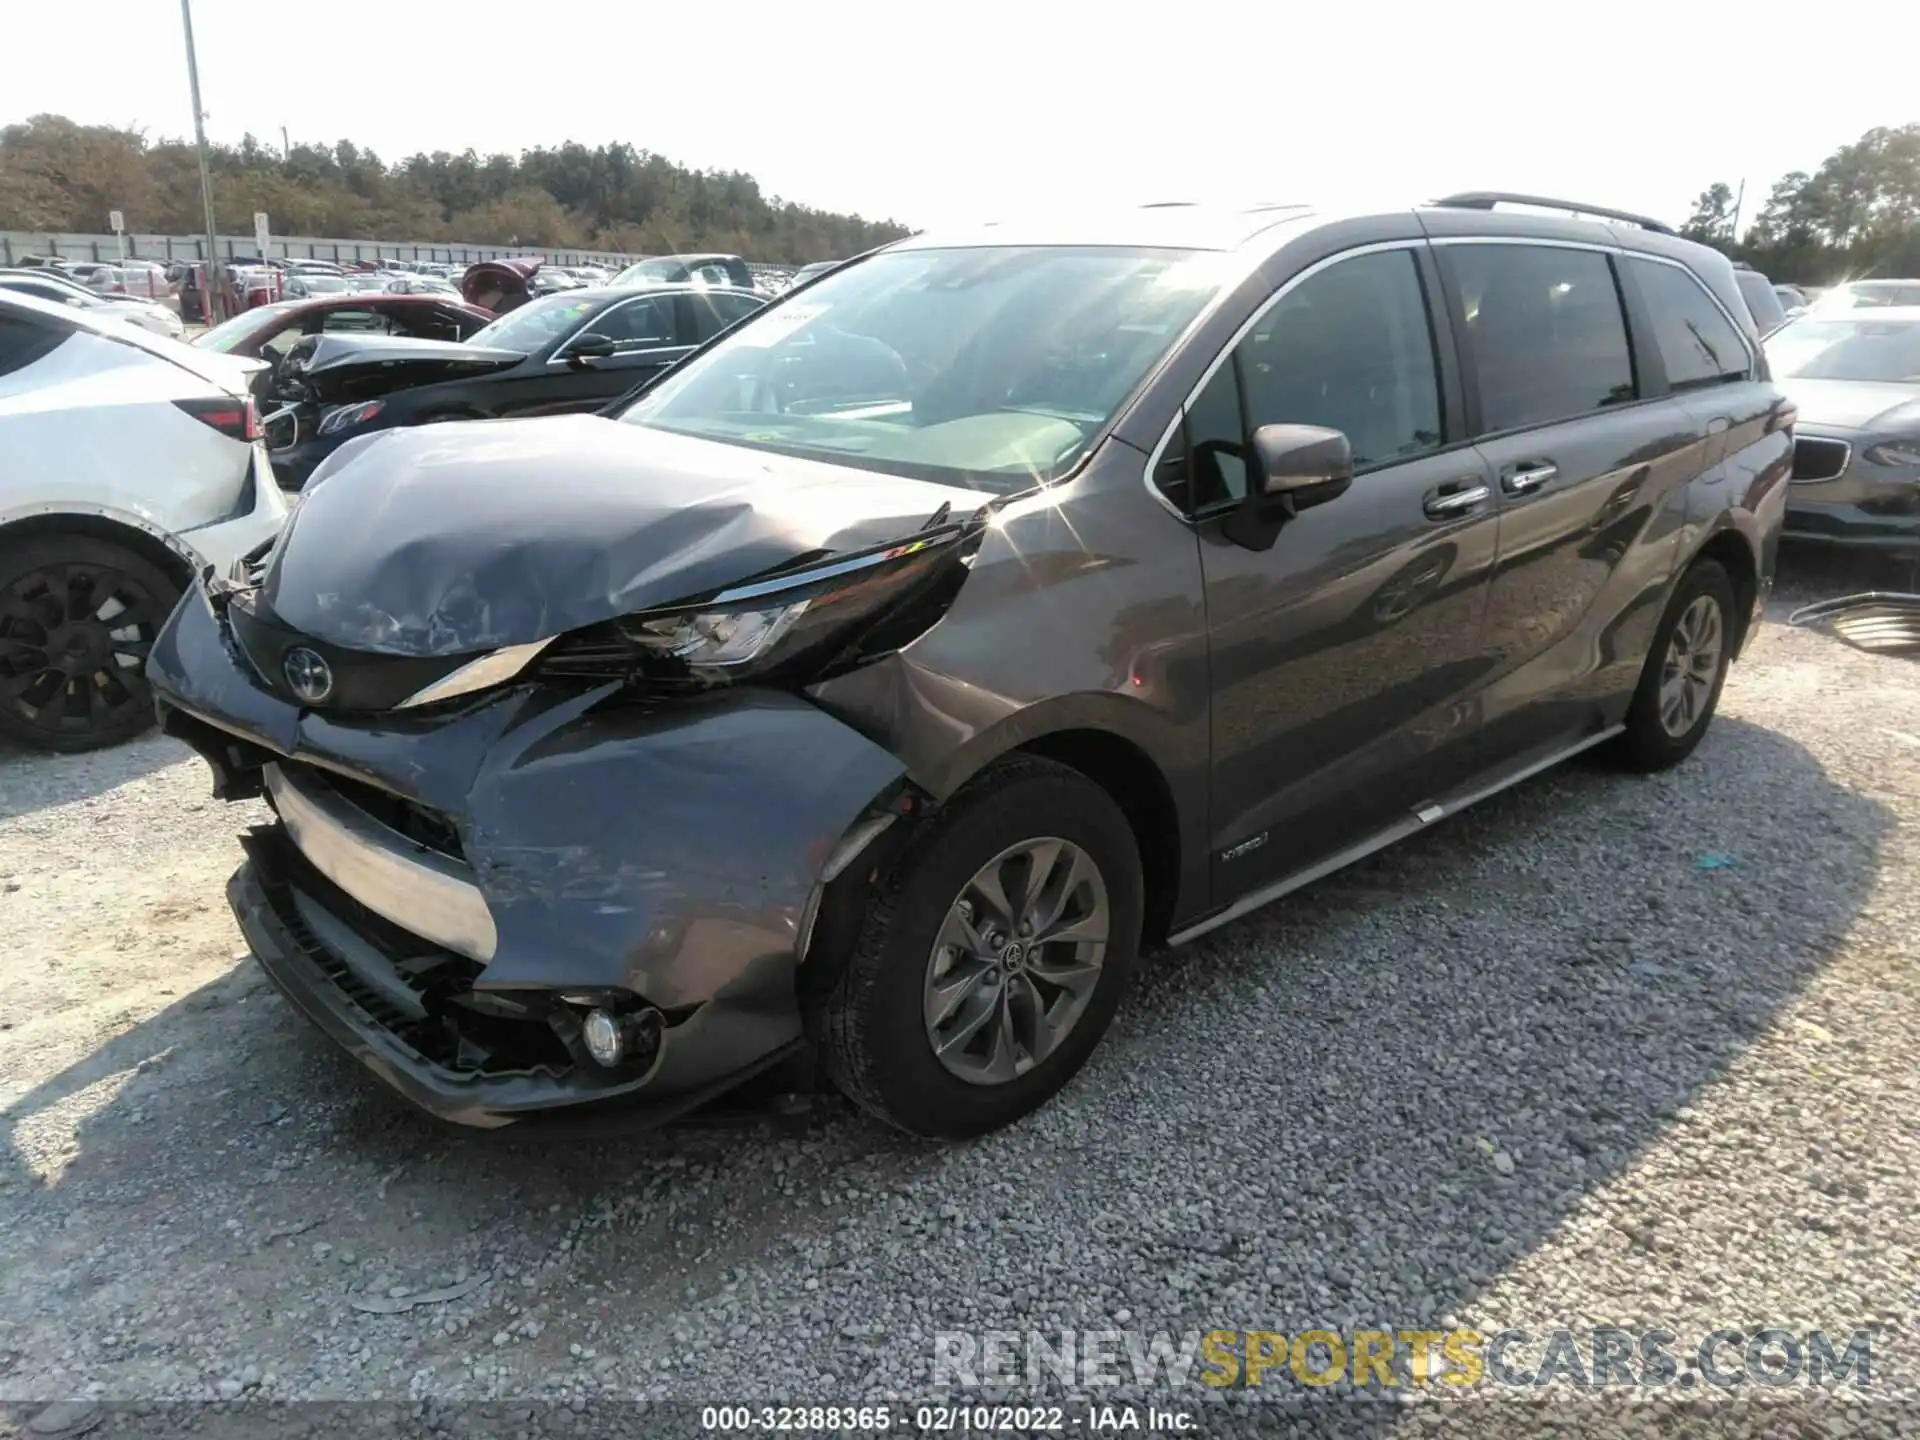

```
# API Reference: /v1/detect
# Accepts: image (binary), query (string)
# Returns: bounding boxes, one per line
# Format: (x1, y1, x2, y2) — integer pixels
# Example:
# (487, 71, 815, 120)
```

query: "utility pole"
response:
(1729, 177, 1747, 244)
(180, 0, 223, 322)
(281, 125, 290, 162)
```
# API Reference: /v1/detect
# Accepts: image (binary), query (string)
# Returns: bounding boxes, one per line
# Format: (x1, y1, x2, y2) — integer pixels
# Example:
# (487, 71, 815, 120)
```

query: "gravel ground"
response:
(2, 548, 1917, 1436)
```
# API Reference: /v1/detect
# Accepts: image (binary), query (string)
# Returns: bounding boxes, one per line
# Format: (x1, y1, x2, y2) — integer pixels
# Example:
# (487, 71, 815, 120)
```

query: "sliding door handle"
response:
(1423, 481, 1491, 519)
(1501, 463, 1557, 495)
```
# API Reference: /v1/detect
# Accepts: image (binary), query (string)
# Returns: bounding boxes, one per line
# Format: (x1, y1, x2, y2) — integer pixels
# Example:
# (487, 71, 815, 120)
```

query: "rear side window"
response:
(686, 291, 764, 342)
(1731, 269, 1786, 334)
(593, 295, 678, 348)
(0, 309, 70, 379)
(319, 309, 396, 335)
(1447, 245, 1635, 434)
(1627, 257, 1753, 390)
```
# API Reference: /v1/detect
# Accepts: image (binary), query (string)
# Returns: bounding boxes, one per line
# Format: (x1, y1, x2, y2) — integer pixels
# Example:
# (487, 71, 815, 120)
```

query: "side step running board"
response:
(1167, 725, 1625, 947)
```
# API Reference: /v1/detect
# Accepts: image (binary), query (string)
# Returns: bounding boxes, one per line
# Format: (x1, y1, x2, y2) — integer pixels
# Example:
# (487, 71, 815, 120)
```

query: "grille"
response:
(295, 762, 466, 863)
(1792, 436, 1851, 483)
(258, 834, 574, 1078)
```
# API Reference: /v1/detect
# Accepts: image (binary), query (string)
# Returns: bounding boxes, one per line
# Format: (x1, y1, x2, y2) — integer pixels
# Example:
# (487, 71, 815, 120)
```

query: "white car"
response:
(0, 292, 289, 752)
(0, 270, 184, 339)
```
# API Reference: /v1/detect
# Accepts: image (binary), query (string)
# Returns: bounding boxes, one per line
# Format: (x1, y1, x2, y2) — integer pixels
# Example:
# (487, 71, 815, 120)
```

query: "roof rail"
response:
(1429, 191, 1677, 236)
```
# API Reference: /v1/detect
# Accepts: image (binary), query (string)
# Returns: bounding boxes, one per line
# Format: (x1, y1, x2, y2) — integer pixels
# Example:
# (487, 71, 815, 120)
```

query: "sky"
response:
(8, 0, 1912, 235)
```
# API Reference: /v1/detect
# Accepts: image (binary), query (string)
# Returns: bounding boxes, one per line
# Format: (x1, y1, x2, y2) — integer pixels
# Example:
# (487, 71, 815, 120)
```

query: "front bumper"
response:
(149, 577, 907, 1129)
(1784, 432, 1920, 552)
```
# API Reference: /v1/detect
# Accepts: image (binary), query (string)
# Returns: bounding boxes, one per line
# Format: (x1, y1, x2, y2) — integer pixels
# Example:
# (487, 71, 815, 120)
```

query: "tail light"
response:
(174, 395, 261, 443)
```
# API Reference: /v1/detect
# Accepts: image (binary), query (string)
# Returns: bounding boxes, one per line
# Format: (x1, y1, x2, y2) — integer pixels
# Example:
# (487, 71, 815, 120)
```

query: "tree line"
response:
(1679, 123, 1920, 284)
(0, 114, 913, 263)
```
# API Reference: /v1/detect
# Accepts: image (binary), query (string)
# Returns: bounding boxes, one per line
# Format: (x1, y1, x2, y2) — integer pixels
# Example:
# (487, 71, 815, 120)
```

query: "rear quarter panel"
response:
(0, 329, 254, 538)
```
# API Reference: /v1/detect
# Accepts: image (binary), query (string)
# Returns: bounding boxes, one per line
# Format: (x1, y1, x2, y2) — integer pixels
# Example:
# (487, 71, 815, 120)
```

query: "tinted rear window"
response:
(1734, 270, 1787, 333)
(1447, 244, 1636, 433)
(1630, 258, 1753, 390)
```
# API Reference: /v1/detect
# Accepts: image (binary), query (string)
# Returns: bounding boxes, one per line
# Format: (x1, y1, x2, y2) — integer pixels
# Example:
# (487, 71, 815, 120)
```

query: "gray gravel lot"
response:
(2, 549, 1918, 1434)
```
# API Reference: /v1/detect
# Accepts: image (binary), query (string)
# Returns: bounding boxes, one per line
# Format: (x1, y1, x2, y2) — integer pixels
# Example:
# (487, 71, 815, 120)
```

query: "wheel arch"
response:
(0, 507, 199, 592)
(1013, 726, 1185, 949)
(1686, 524, 1760, 658)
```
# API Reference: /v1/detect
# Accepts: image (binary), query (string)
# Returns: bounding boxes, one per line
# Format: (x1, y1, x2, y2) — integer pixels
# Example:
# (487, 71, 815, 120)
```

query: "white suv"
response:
(0, 292, 289, 751)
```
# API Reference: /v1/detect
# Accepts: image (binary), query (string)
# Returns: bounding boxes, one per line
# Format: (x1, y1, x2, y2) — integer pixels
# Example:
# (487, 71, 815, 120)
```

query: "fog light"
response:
(582, 1009, 625, 1067)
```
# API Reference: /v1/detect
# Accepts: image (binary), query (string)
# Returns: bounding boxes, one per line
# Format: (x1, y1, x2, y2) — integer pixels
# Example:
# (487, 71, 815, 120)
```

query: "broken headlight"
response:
(541, 528, 976, 689)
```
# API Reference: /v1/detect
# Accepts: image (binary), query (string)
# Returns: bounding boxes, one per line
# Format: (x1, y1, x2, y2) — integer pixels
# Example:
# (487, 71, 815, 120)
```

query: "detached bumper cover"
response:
(150, 579, 907, 1127)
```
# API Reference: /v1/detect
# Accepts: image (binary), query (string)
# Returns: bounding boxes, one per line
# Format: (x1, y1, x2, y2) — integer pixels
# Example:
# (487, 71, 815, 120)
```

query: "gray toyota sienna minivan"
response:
(150, 192, 1792, 1138)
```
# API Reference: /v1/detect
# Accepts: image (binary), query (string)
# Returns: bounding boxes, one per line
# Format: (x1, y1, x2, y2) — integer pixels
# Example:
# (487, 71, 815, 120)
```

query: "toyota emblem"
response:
(282, 647, 334, 705)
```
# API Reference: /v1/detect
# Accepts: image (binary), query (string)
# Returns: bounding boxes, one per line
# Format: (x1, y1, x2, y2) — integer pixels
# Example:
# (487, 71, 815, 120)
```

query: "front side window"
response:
(621, 245, 1227, 492)
(1153, 248, 1443, 512)
(1627, 257, 1752, 390)
(1448, 244, 1635, 433)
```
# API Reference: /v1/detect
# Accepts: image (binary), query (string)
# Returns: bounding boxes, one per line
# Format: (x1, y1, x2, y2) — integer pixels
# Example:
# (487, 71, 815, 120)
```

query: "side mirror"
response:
(1223, 423, 1353, 551)
(564, 333, 617, 365)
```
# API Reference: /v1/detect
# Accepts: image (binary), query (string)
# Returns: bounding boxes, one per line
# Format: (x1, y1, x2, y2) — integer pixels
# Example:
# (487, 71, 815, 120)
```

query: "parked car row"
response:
(0, 267, 184, 338)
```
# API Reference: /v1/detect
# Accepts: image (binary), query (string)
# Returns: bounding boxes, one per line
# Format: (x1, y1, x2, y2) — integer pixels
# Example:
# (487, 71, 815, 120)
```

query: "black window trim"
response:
(1144, 239, 1468, 523)
(1435, 236, 1646, 441)
(545, 293, 686, 364)
(1617, 252, 1757, 395)
(1431, 235, 1758, 441)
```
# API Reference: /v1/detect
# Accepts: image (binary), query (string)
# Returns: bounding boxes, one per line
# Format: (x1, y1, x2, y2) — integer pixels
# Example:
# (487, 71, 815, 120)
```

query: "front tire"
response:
(815, 756, 1143, 1138)
(1611, 558, 1736, 772)
(0, 535, 180, 753)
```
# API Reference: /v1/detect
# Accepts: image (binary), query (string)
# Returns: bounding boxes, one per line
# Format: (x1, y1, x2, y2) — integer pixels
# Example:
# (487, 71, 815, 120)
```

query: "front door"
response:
(1184, 244, 1504, 898)
(495, 292, 695, 419)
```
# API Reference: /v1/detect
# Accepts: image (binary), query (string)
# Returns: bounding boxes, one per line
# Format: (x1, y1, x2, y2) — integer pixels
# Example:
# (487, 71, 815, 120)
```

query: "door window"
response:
(1447, 245, 1635, 433)
(592, 295, 678, 349)
(1154, 248, 1443, 512)
(1626, 257, 1753, 390)
(317, 309, 396, 335)
(686, 290, 765, 342)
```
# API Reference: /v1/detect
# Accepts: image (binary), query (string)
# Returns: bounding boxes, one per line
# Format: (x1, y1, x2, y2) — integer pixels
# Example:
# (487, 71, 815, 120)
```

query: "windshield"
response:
(1765, 317, 1920, 383)
(195, 303, 297, 351)
(619, 245, 1226, 491)
(611, 258, 689, 286)
(466, 291, 600, 352)
(293, 275, 350, 294)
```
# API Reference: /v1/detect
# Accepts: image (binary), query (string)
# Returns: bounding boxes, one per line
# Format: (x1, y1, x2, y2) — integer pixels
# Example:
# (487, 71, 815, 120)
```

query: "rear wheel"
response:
(814, 756, 1143, 1138)
(1610, 558, 1736, 772)
(0, 536, 179, 752)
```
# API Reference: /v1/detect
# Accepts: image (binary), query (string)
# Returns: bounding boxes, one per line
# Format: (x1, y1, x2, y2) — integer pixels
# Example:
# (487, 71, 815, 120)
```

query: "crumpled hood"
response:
(259, 414, 989, 656)
(1782, 378, 1920, 433)
(284, 332, 527, 405)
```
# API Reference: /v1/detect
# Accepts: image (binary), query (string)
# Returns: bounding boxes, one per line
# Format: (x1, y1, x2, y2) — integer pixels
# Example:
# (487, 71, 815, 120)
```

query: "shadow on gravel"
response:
(0, 729, 185, 824)
(0, 632, 1898, 1412)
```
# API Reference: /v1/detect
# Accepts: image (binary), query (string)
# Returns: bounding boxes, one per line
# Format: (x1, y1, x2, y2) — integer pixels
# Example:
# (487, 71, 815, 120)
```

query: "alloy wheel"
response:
(1658, 593, 1723, 738)
(922, 836, 1111, 1086)
(0, 561, 162, 741)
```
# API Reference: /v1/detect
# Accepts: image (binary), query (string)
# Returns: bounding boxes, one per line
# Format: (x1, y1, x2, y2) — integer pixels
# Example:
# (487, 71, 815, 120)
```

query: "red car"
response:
(190, 292, 493, 365)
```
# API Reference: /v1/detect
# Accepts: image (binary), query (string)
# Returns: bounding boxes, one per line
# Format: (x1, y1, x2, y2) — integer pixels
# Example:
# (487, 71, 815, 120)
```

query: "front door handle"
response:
(1423, 480, 1491, 519)
(1502, 462, 1558, 495)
